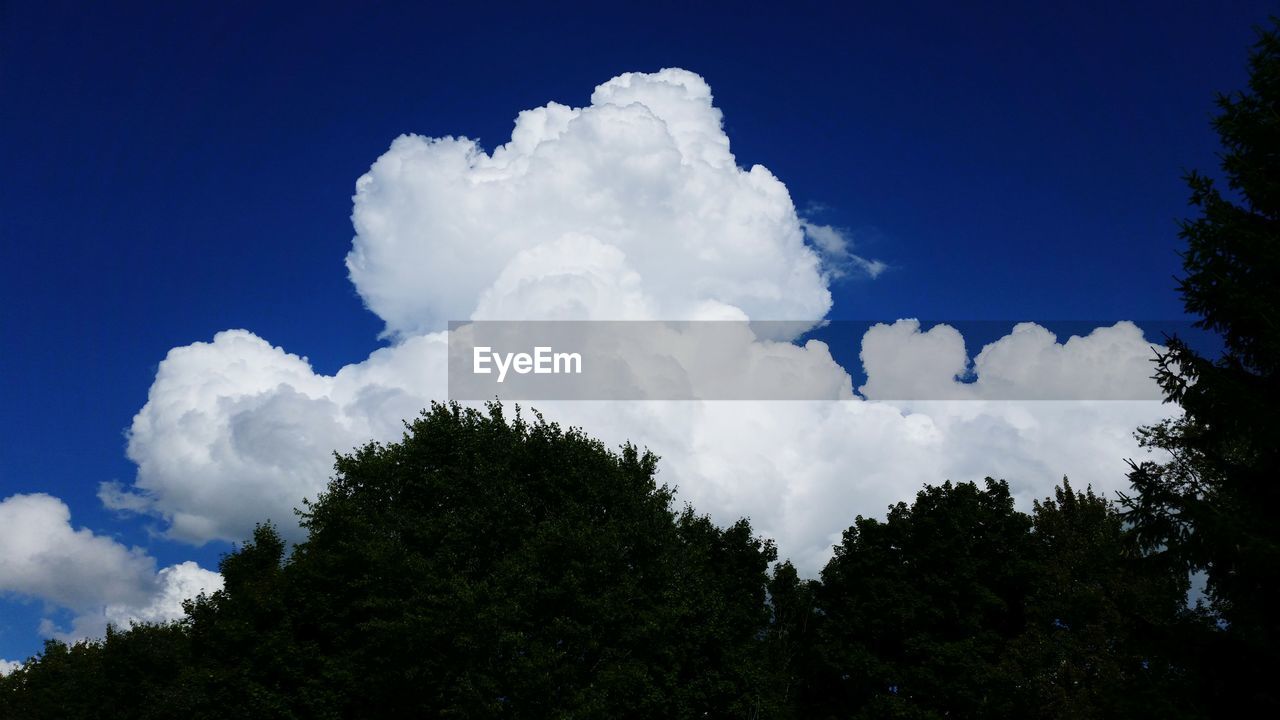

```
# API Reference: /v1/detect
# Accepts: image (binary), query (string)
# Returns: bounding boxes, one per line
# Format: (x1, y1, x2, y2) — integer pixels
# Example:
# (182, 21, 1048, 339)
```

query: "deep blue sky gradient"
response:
(1, 0, 1274, 660)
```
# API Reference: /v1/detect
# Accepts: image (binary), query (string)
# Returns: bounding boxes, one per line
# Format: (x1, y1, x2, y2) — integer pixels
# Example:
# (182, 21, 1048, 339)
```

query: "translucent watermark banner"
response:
(447, 320, 1207, 401)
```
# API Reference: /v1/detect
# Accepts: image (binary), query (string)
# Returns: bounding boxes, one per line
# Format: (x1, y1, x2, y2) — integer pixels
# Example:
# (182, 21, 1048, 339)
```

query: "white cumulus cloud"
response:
(347, 67, 831, 337)
(104, 330, 447, 543)
(0, 494, 221, 641)
(97, 68, 1177, 575)
(106, 561, 223, 628)
(0, 493, 156, 610)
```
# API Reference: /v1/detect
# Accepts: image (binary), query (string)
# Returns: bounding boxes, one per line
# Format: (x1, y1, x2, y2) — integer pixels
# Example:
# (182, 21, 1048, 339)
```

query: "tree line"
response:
(0, 405, 1211, 719)
(2, 19, 1276, 720)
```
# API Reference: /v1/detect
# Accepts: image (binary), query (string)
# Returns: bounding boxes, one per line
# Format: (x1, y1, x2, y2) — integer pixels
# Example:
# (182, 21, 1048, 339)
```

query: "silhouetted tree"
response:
(0, 624, 193, 720)
(1, 403, 781, 718)
(805, 480, 1198, 719)
(808, 479, 1034, 718)
(759, 560, 819, 719)
(1003, 481, 1201, 719)
(230, 402, 775, 718)
(181, 523, 307, 719)
(1120, 19, 1280, 713)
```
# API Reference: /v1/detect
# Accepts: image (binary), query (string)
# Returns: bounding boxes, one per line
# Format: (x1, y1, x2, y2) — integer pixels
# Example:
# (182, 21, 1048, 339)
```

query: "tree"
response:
(1003, 482, 1200, 719)
(0, 624, 193, 720)
(256, 401, 776, 718)
(806, 479, 1198, 719)
(808, 479, 1034, 718)
(1120, 19, 1280, 712)
(180, 523, 307, 719)
(759, 560, 819, 720)
(1, 402, 779, 718)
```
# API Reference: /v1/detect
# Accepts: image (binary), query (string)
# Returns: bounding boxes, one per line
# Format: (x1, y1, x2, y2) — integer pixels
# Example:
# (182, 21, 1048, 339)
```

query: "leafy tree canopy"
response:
(3, 402, 779, 719)
(805, 480, 1198, 719)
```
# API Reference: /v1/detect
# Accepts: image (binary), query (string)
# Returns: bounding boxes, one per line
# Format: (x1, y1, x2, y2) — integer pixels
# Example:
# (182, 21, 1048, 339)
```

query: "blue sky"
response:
(1, 1, 1274, 662)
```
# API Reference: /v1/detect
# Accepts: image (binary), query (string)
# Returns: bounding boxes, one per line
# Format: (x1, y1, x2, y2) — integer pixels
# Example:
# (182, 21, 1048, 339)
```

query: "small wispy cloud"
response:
(801, 221, 888, 279)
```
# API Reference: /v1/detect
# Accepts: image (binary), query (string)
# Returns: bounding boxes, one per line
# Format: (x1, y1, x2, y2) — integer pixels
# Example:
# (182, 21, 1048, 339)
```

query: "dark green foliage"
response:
(0, 624, 192, 720)
(1002, 482, 1200, 719)
(803, 480, 1198, 719)
(281, 402, 777, 718)
(181, 524, 306, 719)
(759, 561, 818, 719)
(1, 402, 778, 718)
(0, 414, 1204, 719)
(807, 480, 1033, 718)
(1120, 19, 1280, 713)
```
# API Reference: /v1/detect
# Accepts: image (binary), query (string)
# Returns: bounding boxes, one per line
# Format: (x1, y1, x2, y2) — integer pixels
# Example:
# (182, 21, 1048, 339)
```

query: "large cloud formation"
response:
(347, 69, 833, 337)
(100, 68, 1175, 572)
(0, 494, 222, 642)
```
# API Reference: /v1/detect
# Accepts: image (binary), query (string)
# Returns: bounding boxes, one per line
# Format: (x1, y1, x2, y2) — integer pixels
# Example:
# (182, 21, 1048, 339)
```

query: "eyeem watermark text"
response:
(449, 320, 1205, 400)
(473, 346, 583, 383)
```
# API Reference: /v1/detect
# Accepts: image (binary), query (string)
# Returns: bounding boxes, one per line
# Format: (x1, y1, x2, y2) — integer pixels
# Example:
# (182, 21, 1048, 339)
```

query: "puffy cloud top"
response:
(859, 320, 1164, 400)
(346, 68, 831, 337)
(110, 329, 447, 543)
